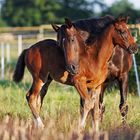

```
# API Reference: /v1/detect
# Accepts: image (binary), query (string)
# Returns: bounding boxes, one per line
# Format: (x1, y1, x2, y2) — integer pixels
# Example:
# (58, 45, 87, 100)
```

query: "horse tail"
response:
(13, 49, 27, 83)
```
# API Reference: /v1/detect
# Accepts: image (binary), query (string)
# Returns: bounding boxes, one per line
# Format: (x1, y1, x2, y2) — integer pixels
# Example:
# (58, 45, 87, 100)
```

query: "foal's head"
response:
(52, 19, 85, 75)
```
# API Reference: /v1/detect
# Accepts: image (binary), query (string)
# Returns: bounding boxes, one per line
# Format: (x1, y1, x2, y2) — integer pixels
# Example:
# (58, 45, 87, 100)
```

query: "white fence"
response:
(0, 30, 56, 80)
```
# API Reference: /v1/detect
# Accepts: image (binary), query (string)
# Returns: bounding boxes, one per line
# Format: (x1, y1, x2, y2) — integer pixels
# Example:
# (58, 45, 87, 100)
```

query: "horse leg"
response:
(91, 86, 101, 132)
(73, 78, 90, 129)
(99, 83, 107, 122)
(79, 97, 85, 129)
(26, 79, 44, 128)
(118, 72, 128, 124)
(39, 75, 52, 109)
(79, 98, 94, 131)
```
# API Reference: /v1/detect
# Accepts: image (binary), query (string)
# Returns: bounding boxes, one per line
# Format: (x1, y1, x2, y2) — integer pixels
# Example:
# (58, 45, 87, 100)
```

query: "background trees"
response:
(0, 0, 140, 26)
(1, 0, 92, 26)
(101, 0, 140, 24)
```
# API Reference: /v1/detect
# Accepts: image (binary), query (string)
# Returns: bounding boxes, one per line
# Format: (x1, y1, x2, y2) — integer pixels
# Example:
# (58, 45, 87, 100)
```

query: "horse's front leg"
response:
(74, 77, 93, 131)
(91, 86, 101, 132)
(118, 72, 128, 124)
(74, 76, 90, 99)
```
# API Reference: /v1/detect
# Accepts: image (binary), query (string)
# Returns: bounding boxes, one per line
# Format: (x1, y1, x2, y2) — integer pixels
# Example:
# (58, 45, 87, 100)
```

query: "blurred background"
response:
(0, 0, 140, 93)
(1, 0, 140, 26)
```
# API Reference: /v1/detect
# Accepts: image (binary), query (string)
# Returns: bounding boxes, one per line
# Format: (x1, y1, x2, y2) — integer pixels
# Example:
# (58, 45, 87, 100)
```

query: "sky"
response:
(104, 0, 140, 9)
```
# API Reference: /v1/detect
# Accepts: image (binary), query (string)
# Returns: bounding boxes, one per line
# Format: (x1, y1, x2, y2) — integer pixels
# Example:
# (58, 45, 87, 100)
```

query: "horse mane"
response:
(72, 15, 115, 44)
(60, 15, 115, 45)
(73, 15, 115, 35)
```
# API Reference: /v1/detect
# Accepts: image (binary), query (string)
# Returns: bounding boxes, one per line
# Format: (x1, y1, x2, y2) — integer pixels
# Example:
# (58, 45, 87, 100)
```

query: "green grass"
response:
(0, 79, 140, 133)
(0, 39, 140, 139)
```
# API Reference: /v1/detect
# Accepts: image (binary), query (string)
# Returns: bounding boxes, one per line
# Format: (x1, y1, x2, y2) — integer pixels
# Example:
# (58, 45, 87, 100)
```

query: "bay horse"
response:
(13, 39, 73, 128)
(53, 15, 137, 131)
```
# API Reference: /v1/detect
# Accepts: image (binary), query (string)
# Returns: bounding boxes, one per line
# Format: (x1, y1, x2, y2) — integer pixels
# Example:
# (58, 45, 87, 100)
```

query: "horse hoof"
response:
(78, 126, 85, 134)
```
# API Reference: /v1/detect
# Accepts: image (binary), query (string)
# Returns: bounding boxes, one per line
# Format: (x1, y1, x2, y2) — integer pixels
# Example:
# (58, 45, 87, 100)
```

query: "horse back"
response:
(25, 39, 64, 81)
(25, 39, 72, 85)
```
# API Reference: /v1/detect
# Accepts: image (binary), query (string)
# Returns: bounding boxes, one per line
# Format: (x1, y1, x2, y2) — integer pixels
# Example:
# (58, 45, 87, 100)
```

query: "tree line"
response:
(0, 0, 140, 27)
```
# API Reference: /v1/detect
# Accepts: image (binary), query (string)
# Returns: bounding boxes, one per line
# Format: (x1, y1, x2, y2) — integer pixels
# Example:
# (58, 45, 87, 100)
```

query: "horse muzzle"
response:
(66, 64, 79, 75)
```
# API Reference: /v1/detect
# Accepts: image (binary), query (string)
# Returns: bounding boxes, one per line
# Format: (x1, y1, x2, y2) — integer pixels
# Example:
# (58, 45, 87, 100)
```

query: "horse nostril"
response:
(66, 64, 79, 75)
(71, 64, 76, 71)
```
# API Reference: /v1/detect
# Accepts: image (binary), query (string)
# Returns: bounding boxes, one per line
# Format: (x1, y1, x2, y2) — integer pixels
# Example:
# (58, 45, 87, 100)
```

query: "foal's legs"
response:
(118, 72, 128, 123)
(40, 75, 52, 108)
(26, 78, 45, 128)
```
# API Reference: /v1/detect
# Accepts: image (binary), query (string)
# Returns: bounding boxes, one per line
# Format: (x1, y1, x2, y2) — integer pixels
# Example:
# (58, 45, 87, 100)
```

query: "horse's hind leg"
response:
(118, 72, 128, 124)
(39, 75, 52, 110)
(26, 79, 44, 128)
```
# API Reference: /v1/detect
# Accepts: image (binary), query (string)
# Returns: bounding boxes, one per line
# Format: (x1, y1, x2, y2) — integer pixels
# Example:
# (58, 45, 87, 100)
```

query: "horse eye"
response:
(117, 29, 126, 34)
(120, 29, 126, 34)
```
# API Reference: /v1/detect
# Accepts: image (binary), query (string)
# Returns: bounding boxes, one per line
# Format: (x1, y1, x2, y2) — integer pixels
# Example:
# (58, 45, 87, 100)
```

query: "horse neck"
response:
(88, 25, 115, 69)
(111, 46, 133, 71)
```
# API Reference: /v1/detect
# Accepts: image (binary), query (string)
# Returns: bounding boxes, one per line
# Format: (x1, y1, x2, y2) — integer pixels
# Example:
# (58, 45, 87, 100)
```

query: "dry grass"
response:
(0, 115, 139, 140)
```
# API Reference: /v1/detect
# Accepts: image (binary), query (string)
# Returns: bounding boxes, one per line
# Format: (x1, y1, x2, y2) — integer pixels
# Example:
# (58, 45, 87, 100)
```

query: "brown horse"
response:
(53, 15, 137, 131)
(52, 16, 137, 123)
(13, 39, 73, 128)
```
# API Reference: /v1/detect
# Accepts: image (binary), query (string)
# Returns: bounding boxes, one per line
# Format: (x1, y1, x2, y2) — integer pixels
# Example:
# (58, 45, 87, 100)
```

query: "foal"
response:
(13, 39, 73, 128)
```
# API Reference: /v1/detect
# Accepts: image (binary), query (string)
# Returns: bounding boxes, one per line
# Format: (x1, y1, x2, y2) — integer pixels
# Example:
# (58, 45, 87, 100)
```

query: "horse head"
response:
(113, 15, 138, 54)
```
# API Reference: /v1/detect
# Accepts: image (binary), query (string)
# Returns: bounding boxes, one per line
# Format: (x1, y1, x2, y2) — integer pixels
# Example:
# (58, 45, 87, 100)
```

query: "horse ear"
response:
(51, 24, 60, 32)
(115, 14, 129, 23)
(65, 18, 73, 28)
(115, 14, 123, 22)
(124, 15, 130, 23)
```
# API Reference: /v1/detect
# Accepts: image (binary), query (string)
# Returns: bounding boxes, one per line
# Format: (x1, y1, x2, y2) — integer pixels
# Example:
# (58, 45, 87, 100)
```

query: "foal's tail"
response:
(13, 49, 27, 83)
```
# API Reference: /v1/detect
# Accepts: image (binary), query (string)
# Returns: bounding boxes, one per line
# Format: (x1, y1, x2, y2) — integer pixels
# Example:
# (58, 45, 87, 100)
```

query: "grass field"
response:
(0, 76, 140, 139)
(0, 37, 140, 139)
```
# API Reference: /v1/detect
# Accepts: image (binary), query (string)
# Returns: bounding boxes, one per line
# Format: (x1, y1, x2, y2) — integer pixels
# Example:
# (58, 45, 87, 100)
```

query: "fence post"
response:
(6, 43, 10, 63)
(1, 42, 4, 80)
(18, 35, 22, 56)
(38, 25, 44, 40)
(132, 54, 140, 97)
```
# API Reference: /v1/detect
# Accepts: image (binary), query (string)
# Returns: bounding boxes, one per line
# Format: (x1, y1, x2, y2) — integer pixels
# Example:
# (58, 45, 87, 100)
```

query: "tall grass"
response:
(0, 32, 140, 139)
(0, 80, 140, 133)
(0, 56, 140, 139)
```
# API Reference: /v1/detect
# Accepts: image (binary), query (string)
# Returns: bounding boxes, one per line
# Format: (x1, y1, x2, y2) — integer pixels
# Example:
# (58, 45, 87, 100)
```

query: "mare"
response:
(53, 15, 138, 131)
